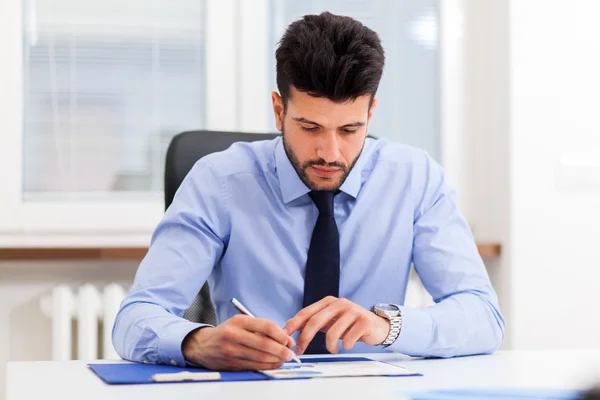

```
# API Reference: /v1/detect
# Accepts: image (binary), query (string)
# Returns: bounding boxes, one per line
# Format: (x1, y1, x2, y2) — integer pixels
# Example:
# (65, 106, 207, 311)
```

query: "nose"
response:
(316, 132, 341, 164)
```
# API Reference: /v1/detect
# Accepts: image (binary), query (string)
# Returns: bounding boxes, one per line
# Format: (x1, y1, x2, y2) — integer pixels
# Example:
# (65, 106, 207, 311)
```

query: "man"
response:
(113, 12, 505, 371)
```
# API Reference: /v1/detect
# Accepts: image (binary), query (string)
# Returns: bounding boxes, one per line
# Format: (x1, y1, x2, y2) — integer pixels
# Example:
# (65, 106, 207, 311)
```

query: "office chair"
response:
(164, 130, 280, 325)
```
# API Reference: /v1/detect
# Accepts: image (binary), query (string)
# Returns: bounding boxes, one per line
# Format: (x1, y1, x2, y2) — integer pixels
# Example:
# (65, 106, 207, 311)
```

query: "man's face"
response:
(272, 87, 377, 192)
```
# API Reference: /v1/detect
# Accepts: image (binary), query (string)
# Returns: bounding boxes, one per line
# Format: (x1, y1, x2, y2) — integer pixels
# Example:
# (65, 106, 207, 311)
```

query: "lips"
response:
(311, 166, 341, 178)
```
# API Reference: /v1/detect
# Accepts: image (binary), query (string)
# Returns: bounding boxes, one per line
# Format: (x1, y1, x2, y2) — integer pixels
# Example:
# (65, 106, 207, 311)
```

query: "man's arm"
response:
(112, 159, 294, 369)
(388, 153, 505, 357)
(111, 160, 229, 366)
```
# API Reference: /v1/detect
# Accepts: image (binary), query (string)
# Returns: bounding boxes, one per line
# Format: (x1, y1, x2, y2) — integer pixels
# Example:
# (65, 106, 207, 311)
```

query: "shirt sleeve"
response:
(112, 159, 230, 366)
(387, 153, 505, 357)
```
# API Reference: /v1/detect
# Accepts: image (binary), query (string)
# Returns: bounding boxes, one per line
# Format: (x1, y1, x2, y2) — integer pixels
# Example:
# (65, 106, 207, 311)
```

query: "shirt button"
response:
(170, 360, 178, 366)
(143, 360, 149, 364)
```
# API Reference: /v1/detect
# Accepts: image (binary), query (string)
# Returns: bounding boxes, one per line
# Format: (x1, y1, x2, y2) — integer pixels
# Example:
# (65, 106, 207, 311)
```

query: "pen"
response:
(230, 297, 302, 364)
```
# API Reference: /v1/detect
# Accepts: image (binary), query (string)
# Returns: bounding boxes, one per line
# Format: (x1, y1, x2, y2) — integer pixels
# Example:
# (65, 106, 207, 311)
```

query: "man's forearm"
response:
(388, 291, 505, 358)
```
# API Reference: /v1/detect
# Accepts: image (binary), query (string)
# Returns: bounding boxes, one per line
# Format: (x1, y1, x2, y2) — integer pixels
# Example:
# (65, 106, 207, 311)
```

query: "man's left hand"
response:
(283, 296, 391, 355)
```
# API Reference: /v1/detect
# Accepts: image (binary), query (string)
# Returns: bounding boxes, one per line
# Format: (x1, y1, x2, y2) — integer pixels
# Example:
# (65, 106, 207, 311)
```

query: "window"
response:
(22, 0, 205, 198)
(0, 0, 461, 242)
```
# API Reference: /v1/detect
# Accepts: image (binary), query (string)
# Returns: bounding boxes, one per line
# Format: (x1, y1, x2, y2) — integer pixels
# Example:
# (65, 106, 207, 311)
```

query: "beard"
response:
(281, 124, 363, 192)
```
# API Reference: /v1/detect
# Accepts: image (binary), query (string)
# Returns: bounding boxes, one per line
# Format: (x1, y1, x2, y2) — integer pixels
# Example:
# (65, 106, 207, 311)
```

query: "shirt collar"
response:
(274, 138, 310, 204)
(273, 137, 369, 204)
(337, 145, 365, 199)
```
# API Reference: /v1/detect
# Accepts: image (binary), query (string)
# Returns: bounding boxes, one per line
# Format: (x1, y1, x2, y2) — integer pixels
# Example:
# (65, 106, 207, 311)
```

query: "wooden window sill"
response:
(0, 243, 502, 261)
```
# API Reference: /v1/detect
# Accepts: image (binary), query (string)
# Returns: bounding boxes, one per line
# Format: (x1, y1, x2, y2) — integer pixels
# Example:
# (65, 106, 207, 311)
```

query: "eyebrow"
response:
(292, 117, 366, 128)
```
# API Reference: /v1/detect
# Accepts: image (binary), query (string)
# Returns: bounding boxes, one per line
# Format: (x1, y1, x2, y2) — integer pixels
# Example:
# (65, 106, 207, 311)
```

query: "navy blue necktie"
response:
(302, 190, 340, 354)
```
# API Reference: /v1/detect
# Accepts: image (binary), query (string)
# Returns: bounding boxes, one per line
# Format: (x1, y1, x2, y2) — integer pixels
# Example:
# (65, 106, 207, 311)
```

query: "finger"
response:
(234, 341, 292, 364)
(284, 296, 338, 334)
(342, 318, 370, 350)
(325, 311, 358, 354)
(237, 316, 290, 345)
(292, 316, 340, 334)
(286, 318, 339, 338)
(295, 301, 352, 354)
(318, 318, 338, 333)
(236, 331, 294, 361)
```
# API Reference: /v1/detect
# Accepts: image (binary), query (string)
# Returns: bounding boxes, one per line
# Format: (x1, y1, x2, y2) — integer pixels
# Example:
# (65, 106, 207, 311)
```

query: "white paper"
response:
(260, 360, 416, 379)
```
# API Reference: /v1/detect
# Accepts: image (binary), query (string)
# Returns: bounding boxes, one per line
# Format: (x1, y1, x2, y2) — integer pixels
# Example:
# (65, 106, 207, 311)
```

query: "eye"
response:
(342, 128, 357, 134)
(301, 126, 319, 132)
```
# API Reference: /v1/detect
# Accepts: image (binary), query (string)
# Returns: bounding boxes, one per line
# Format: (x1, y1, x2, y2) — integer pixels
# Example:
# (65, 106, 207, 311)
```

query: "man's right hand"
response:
(182, 314, 295, 371)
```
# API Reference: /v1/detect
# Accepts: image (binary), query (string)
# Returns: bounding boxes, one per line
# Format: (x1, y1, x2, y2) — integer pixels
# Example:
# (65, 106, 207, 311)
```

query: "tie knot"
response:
(309, 191, 335, 216)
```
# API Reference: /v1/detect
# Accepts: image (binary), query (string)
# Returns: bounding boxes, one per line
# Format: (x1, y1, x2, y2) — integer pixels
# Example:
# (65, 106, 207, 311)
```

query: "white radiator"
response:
(40, 283, 127, 361)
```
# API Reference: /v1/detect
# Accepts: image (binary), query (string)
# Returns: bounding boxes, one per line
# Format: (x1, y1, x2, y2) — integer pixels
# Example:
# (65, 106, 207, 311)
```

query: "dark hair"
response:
(275, 12, 385, 108)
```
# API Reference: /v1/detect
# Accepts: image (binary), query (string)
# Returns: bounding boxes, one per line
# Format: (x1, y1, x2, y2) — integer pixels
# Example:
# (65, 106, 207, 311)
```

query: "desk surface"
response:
(7, 350, 600, 400)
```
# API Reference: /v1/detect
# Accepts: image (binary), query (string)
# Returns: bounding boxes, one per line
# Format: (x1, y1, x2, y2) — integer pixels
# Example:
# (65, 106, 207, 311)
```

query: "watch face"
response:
(376, 304, 399, 312)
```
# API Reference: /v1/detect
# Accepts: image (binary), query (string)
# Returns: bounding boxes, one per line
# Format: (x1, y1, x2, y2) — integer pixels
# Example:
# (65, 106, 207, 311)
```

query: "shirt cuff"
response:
(386, 305, 433, 356)
(157, 319, 212, 367)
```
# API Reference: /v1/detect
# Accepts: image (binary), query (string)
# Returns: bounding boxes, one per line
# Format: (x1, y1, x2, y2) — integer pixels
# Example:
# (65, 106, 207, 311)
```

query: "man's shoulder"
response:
(197, 137, 278, 178)
(367, 140, 446, 194)
(370, 139, 435, 171)
(369, 140, 449, 212)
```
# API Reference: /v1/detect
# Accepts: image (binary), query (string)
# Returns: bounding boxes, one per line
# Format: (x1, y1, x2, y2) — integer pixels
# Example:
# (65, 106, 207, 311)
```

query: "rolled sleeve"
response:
(157, 319, 210, 366)
(387, 306, 433, 356)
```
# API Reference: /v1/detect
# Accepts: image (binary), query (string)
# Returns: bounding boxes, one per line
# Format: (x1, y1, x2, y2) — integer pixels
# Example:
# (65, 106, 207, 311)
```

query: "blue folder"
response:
(89, 356, 416, 385)
(88, 362, 265, 385)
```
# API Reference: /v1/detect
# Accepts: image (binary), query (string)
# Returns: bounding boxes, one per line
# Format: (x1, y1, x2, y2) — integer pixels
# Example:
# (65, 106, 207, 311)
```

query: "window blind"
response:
(22, 0, 206, 196)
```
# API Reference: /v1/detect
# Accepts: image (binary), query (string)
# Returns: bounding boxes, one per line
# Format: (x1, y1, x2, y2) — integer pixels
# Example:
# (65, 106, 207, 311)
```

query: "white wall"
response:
(508, 0, 600, 349)
(463, 0, 600, 350)
(462, 0, 511, 347)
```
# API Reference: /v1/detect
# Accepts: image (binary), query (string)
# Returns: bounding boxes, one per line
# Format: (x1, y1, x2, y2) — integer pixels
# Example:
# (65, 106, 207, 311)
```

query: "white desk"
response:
(7, 350, 600, 400)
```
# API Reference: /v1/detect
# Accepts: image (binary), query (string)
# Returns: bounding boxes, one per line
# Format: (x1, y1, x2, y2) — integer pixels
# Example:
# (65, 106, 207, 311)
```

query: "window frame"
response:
(0, 0, 463, 246)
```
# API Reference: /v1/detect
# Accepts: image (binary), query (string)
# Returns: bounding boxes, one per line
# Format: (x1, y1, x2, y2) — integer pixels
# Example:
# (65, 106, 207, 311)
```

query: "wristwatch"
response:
(371, 304, 402, 347)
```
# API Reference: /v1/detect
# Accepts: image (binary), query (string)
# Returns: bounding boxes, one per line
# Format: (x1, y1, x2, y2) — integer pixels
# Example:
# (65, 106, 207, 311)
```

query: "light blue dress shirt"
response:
(112, 137, 505, 366)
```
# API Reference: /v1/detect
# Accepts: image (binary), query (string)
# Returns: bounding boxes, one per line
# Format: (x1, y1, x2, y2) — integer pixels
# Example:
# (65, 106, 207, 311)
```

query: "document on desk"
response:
(260, 359, 418, 379)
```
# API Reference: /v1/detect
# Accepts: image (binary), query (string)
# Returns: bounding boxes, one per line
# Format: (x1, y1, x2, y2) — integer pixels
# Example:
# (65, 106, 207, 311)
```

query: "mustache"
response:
(302, 159, 347, 171)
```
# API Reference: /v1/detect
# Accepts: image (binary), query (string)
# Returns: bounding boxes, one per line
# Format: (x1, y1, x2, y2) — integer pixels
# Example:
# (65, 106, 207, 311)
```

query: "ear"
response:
(367, 97, 378, 123)
(271, 91, 284, 132)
